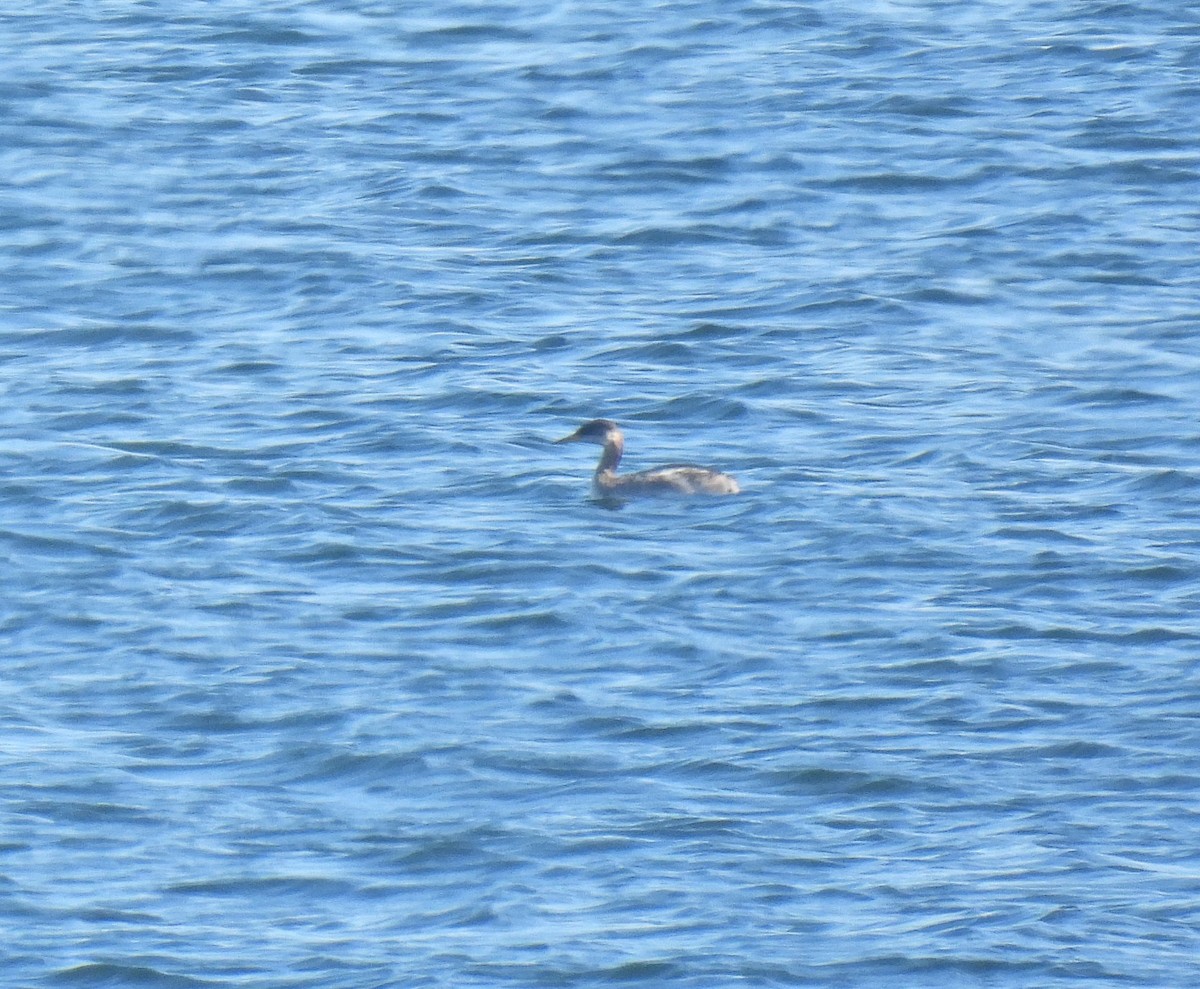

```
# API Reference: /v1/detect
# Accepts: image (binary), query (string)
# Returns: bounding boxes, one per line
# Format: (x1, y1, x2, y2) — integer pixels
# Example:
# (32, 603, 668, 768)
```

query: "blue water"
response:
(3, 2, 1200, 986)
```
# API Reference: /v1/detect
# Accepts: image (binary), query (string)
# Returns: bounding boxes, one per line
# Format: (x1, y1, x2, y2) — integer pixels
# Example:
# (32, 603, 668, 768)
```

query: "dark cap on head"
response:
(555, 419, 620, 444)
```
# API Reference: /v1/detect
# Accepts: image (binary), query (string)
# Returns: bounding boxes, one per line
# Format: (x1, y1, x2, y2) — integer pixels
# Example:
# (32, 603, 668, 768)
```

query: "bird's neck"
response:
(595, 437, 623, 475)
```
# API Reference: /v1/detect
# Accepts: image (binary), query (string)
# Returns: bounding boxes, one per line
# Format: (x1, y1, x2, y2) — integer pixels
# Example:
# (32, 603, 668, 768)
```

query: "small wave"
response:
(50, 963, 219, 988)
(1125, 468, 1200, 494)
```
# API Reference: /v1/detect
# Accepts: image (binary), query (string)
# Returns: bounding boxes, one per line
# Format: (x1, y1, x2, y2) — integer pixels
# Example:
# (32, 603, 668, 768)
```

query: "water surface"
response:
(3, 2, 1200, 986)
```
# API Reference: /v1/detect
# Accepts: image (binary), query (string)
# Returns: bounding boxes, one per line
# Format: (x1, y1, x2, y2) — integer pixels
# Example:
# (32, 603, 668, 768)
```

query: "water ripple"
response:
(4, 1, 1200, 986)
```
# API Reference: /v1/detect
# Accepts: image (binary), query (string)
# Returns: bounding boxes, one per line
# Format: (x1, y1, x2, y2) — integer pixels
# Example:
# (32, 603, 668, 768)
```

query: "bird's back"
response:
(608, 464, 739, 496)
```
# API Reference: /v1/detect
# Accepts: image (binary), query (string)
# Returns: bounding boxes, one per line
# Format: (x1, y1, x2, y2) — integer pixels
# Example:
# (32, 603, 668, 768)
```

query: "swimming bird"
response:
(555, 419, 739, 498)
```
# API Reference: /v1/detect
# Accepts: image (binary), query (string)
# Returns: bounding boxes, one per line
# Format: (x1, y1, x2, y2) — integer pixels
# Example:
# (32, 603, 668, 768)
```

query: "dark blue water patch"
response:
(874, 93, 982, 120)
(56, 803, 164, 834)
(49, 964, 221, 988)
(165, 874, 358, 899)
(905, 285, 993, 305)
(808, 169, 991, 193)
(9, 324, 198, 349)
(1124, 468, 1200, 494)
(1121, 563, 1194, 584)
(761, 765, 925, 798)
(947, 619, 1196, 647)
(0, 527, 127, 561)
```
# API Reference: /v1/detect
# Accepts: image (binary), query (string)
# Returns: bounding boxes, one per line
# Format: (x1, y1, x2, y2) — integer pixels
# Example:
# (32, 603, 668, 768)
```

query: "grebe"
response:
(556, 419, 740, 497)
